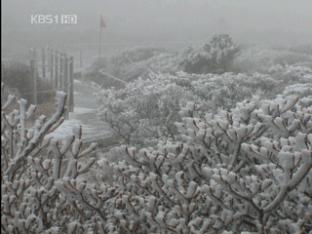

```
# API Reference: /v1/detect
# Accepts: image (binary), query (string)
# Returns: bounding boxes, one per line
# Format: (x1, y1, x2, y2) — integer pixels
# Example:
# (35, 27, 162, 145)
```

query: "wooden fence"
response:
(30, 48, 74, 117)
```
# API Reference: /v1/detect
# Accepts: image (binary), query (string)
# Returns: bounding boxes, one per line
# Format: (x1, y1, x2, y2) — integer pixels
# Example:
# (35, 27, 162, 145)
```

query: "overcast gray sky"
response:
(2, 0, 312, 58)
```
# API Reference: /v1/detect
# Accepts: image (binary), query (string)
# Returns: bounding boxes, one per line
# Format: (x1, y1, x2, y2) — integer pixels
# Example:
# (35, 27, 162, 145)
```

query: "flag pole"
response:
(98, 20, 102, 58)
(99, 14, 106, 58)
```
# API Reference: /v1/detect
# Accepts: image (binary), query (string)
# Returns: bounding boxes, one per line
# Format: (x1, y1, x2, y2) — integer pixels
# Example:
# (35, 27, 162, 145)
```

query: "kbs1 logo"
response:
(30, 14, 78, 25)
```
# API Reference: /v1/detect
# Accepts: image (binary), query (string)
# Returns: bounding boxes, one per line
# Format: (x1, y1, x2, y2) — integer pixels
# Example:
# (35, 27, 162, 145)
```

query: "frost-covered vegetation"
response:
(84, 47, 180, 87)
(2, 34, 312, 233)
(100, 93, 312, 234)
(180, 34, 240, 74)
(97, 66, 312, 147)
(1, 88, 99, 233)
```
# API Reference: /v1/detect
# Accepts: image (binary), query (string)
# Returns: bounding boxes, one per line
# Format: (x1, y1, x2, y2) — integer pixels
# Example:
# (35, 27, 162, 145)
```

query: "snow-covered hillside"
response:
(2, 35, 312, 233)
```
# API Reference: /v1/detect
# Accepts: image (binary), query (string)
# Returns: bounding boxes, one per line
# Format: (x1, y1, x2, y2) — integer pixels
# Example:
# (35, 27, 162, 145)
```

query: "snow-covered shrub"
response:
(96, 75, 196, 146)
(268, 64, 312, 84)
(234, 46, 312, 73)
(2, 80, 311, 233)
(180, 34, 240, 74)
(181, 72, 279, 111)
(1, 86, 113, 233)
(86, 34, 240, 86)
(103, 94, 312, 233)
(97, 67, 311, 146)
(110, 47, 167, 65)
(85, 47, 179, 87)
(86, 37, 311, 87)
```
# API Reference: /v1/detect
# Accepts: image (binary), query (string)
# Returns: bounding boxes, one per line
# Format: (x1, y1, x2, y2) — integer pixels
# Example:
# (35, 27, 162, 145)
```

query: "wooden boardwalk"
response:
(48, 80, 116, 145)
(69, 108, 114, 143)
(25, 47, 117, 145)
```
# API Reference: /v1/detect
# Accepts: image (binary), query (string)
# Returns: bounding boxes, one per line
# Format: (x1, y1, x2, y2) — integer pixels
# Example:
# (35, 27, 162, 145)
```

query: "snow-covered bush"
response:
(97, 67, 311, 146)
(86, 34, 240, 86)
(1, 86, 111, 233)
(180, 72, 278, 111)
(180, 34, 240, 74)
(85, 47, 179, 87)
(2, 79, 311, 233)
(96, 75, 195, 146)
(102, 94, 312, 233)
(86, 37, 311, 88)
(234, 46, 312, 73)
(268, 64, 312, 84)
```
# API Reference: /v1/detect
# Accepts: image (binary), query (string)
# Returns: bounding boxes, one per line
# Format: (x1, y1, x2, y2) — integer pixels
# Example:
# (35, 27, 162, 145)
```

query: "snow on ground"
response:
(45, 119, 81, 141)
(46, 80, 114, 143)
(72, 107, 95, 115)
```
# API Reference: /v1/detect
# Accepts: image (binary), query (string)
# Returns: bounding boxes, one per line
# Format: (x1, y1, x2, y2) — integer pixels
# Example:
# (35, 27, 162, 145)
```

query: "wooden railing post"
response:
(69, 56, 74, 112)
(30, 48, 38, 105)
(48, 48, 54, 86)
(64, 54, 69, 119)
(41, 47, 46, 79)
(59, 53, 64, 91)
(29, 47, 74, 115)
(55, 51, 59, 90)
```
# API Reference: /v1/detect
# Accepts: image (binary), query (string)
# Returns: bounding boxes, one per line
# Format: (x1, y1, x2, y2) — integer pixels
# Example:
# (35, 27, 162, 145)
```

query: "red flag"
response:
(100, 15, 106, 28)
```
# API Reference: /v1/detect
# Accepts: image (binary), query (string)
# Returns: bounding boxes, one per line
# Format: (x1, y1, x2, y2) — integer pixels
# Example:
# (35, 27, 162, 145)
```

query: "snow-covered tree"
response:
(180, 34, 240, 74)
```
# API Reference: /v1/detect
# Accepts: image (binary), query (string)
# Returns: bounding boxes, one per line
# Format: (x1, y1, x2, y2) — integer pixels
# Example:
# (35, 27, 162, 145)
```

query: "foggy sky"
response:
(2, 0, 312, 58)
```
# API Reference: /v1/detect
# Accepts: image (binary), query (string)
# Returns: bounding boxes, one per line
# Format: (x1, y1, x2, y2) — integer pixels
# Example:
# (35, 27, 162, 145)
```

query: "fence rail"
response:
(30, 47, 74, 117)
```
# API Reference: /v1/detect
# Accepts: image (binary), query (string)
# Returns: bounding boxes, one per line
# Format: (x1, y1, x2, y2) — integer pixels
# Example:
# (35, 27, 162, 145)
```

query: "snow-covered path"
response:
(49, 80, 114, 143)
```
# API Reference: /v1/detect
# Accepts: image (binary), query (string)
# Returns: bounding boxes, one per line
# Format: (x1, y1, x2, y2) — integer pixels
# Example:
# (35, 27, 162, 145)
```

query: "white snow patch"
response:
(45, 119, 81, 141)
